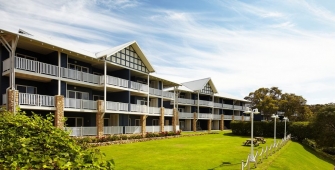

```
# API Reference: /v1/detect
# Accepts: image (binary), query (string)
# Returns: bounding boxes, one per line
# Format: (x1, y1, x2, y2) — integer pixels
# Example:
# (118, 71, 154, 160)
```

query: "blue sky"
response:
(1, 0, 335, 104)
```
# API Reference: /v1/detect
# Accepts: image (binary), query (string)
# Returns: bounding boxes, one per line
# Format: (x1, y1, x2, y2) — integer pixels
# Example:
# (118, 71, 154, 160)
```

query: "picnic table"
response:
(242, 139, 259, 146)
(255, 137, 266, 144)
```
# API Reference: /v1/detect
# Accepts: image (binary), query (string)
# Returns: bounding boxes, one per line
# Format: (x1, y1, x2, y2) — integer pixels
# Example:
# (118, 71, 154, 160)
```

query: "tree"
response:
(312, 105, 335, 147)
(279, 93, 309, 120)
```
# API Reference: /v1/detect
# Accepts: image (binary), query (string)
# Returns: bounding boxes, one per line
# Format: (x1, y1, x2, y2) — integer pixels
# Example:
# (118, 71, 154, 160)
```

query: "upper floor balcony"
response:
(195, 100, 213, 107)
(148, 87, 175, 100)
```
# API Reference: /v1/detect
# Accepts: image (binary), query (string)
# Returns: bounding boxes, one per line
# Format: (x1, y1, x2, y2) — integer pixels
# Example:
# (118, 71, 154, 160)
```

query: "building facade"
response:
(0, 28, 250, 137)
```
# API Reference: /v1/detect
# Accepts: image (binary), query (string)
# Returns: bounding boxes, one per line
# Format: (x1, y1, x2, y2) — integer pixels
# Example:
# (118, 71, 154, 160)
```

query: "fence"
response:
(241, 134, 291, 170)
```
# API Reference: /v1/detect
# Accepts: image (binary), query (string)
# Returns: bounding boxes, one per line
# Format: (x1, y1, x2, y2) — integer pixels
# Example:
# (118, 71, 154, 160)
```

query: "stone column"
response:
(242, 115, 244, 122)
(54, 95, 64, 129)
(193, 112, 197, 132)
(207, 120, 212, 132)
(232, 114, 235, 121)
(160, 107, 165, 132)
(172, 108, 177, 132)
(7, 89, 19, 114)
(220, 114, 224, 131)
(96, 100, 104, 138)
(141, 115, 147, 137)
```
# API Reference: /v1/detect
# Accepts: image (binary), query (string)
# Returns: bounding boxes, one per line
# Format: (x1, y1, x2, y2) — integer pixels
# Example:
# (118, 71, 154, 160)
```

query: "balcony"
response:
(222, 104, 234, 109)
(174, 98, 195, 105)
(130, 81, 148, 92)
(60, 67, 100, 84)
(19, 93, 55, 107)
(149, 107, 160, 115)
(179, 112, 193, 119)
(195, 100, 213, 107)
(106, 101, 129, 111)
(164, 108, 173, 116)
(149, 88, 175, 99)
(64, 98, 97, 110)
(213, 114, 222, 120)
(104, 75, 148, 93)
(130, 104, 147, 113)
(234, 115, 242, 120)
(198, 113, 212, 119)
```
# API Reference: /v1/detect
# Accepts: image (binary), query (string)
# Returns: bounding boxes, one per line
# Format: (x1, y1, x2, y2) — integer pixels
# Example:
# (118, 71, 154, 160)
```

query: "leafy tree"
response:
(0, 110, 115, 169)
(312, 105, 335, 147)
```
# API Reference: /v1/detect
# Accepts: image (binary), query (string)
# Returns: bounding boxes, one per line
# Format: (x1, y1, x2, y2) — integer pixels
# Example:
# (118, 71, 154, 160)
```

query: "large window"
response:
(68, 63, 89, 73)
(106, 46, 149, 73)
(16, 53, 37, 61)
(93, 95, 104, 101)
(66, 117, 83, 127)
(67, 90, 89, 100)
(16, 85, 37, 94)
(200, 83, 214, 95)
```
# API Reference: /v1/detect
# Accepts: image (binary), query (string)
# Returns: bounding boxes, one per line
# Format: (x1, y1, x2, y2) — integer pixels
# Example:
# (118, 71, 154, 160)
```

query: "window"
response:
(135, 119, 140, 126)
(68, 63, 89, 73)
(178, 108, 184, 112)
(137, 100, 148, 105)
(93, 95, 104, 101)
(66, 117, 83, 127)
(200, 83, 214, 94)
(152, 119, 158, 126)
(67, 90, 89, 100)
(128, 118, 131, 126)
(104, 118, 109, 126)
(16, 53, 36, 61)
(16, 85, 37, 94)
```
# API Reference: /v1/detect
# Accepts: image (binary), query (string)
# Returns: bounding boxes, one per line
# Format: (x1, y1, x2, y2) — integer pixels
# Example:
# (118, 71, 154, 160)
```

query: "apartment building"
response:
(0, 28, 249, 137)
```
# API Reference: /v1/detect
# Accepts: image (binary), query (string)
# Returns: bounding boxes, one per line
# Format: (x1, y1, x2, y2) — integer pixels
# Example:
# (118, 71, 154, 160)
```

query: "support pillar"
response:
(54, 95, 64, 129)
(160, 107, 165, 132)
(193, 112, 197, 132)
(207, 120, 211, 132)
(141, 115, 147, 137)
(96, 100, 104, 138)
(172, 108, 177, 132)
(7, 89, 19, 114)
(232, 114, 235, 121)
(220, 114, 224, 131)
(242, 115, 244, 122)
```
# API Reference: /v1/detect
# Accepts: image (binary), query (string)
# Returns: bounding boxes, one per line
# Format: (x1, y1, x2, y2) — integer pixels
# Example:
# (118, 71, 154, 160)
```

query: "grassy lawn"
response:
(100, 130, 334, 170)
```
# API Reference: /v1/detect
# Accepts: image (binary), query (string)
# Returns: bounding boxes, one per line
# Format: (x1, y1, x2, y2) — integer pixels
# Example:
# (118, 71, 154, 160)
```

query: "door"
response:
(180, 121, 185, 130)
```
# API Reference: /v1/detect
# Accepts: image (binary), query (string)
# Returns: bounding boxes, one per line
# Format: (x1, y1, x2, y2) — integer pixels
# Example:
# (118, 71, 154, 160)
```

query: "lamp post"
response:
(244, 107, 260, 162)
(283, 117, 288, 140)
(271, 114, 279, 145)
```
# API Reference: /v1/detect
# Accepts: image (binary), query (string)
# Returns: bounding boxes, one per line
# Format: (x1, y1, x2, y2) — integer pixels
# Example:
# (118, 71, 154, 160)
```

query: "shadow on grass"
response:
(207, 161, 241, 170)
(299, 141, 335, 166)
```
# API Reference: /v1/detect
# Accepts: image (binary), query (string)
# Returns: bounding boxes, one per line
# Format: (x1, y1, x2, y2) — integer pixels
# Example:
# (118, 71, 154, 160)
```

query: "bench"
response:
(243, 139, 259, 146)
(255, 137, 266, 144)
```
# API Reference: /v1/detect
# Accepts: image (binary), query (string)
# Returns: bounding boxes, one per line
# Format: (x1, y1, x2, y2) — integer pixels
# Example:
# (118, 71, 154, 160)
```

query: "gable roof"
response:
(95, 41, 155, 73)
(181, 77, 218, 93)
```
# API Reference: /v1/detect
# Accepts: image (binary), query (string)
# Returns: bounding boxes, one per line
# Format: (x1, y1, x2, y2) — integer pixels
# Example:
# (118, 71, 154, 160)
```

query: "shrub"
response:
(120, 135, 128, 140)
(322, 147, 335, 155)
(0, 111, 114, 169)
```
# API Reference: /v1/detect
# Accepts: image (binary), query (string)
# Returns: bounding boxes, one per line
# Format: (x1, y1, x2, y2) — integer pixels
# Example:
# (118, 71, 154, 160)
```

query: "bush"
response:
(322, 147, 335, 155)
(0, 111, 114, 169)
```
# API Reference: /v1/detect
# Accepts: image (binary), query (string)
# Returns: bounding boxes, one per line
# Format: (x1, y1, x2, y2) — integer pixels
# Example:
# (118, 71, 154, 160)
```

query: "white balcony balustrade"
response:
(105, 75, 129, 88)
(234, 106, 243, 110)
(149, 107, 160, 115)
(2, 94, 7, 105)
(65, 127, 97, 136)
(244, 116, 251, 121)
(14, 57, 59, 77)
(164, 125, 173, 132)
(19, 93, 55, 107)
(64, 98, 97, 110)
(222, 104, 234, 109)
(234, 115, 242, 120)
(214, 103, 223, 108)
(177, 98, 195, 105)
(104, 126, 123, 135)
(61, 67, 100, 84)
(130, 104, 147, 113)
(179, 112, 194, 119)
(130, 81, 148, 92)
(164, 108, 173, 116)
(2, 58, 10, 72)
(125, 126, 141, 134)
(213, 114, 222, 120)
(198, 113, 212, 119)
(162, 91, 174, 99)
(106, 101, 129, 111)
(195, 100, 214, 107)
(149, 87, 162, 96)
(224, 115, 233, 120)
(146, 126, 160, 133)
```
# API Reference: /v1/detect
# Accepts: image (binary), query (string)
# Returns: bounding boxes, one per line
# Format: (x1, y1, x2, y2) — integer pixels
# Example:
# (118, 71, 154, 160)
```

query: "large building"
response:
(0, 28, 250, 137)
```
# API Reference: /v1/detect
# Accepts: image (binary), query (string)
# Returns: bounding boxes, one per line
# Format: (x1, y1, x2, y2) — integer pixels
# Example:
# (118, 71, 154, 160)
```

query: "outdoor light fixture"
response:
(243, 107, 260, 162)
(271, 114, 279, 145)
(283, 117, 288, 140)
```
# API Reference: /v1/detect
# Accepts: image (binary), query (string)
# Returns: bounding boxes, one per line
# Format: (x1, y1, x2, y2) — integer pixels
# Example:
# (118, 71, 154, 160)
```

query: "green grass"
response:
(99, 130, 334, 170)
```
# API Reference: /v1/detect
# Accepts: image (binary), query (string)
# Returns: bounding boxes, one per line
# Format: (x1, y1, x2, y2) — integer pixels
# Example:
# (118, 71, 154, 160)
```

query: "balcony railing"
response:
(146, 126, 160, 133)
(130, 81, 148, 92)
(224, 115, 233, 120)
(213, 114, 221, 120)
(214, 103, 223, 108)
(164, 125, 173, 132)
(104, 126, 123, 135)
(234, 106, 243, 110)
(106, 101, 128, 111)
(149, 107, 160, 115)
(162, 91, 174, 99)
(14, 57, 59, 77)
(196, 100, 213, 107)
(61, 67, 100, 84)
(164, 108, 173, 116)
(19, 93, 55, 107)
(130, 104, 147, 113)
(234, 115, 242, 120)
(125, 126, 141, 134)
(244, 116, 250, 121)
(177, 98, 195, 105)
(2, 94, 7, 105)
(149, 87, 162, 96)
(198, 113, 212, 119)
(179, 112, 193, 119)
(65, 127, 97, 136)
(105, 75, 129, 88)
(2, 58, 10, 72)
(222, 104, 234, 109)
(64, 98, 97, 110)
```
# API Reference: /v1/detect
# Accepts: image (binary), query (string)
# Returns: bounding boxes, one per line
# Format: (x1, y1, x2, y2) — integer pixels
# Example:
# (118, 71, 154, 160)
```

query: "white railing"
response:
(130, 104, 147, 113)
(2, 58, 10, 72)
(177, 98, 195, 105)
(176, 125, 180, 131)
(179, 112, 194, 119)
(125, 126, 141, 134)
(149, 87, 162, 96)
(224, 115, 233, 120)
(164, 125, 173, 131)
(106, 101, 129, 111)
(130, 81, 148, 92)
(162, 91, 174, 99)
(222, 104, 234, 109)
(235, 115, 242, 120)
(245, 116, 250, 121)
(234, 105, 243, 110)
(15, 57, 59, 77)
(19, 93, 55, 107)
(2, 94, 7, 105)
(61, 67, 100, 84)
(164, 108, 173, 116)
(64, 98, 97, 110)
(213, 114, 221, 120)
(104, 126, 123, 134)
(198, 113, 212, 119)
(65, 127, 97, 136)
(149, 107, 160, 115)
(106, 75, 129, 88)
(146, 126, 160, 133)
(196, 100, 214, 107)
(214, 103, 223, 108)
